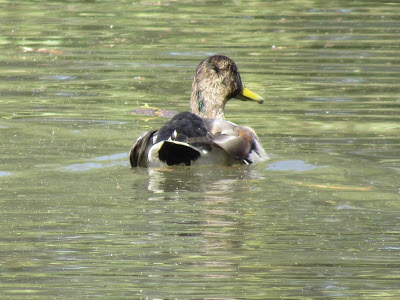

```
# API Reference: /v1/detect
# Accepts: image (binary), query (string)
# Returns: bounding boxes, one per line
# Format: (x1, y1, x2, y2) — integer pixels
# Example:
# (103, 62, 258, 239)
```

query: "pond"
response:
(1, 0, 400, 298)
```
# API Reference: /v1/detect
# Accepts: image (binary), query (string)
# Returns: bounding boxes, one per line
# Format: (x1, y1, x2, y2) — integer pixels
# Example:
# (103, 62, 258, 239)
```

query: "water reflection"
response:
(130, 166, 268, 287)
(136, 165, 264, 194)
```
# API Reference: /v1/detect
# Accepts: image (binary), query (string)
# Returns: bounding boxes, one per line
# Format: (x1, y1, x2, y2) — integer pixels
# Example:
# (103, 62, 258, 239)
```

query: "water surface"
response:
(1, 0, 400, 298)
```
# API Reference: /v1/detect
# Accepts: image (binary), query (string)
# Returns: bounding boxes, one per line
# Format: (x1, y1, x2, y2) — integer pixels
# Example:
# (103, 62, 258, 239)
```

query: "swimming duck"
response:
(129, 55, 268, 167)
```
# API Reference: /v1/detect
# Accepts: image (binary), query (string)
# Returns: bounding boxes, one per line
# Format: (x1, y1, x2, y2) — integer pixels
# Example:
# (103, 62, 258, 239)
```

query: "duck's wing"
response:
(207, 133, 252, 161)
(130, 112, 209, 167)
(202, 118, 269, 164)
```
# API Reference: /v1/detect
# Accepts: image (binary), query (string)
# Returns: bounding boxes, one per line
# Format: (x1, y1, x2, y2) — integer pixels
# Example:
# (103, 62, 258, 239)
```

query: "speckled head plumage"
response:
(190, 55, 264, 120)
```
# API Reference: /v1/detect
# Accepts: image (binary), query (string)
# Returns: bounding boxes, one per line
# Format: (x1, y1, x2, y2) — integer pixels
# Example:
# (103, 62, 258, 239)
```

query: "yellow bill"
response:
(236, 85, 265, 104)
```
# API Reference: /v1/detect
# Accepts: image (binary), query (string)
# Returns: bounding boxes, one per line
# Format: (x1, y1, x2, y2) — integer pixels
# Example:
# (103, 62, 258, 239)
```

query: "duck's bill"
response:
(236, 86, 265, 104)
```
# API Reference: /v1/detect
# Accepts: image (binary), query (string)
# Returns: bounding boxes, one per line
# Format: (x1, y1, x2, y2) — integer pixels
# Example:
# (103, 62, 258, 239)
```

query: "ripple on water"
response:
(58, 153, 128, 172)
(266, 159, 328, 172)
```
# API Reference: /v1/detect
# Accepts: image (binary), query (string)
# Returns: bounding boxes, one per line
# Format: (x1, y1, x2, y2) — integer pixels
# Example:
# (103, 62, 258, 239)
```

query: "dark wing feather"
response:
(129, 130, 157, 167)
(154, 112, 208, 166)
(158, 141, 201, 166)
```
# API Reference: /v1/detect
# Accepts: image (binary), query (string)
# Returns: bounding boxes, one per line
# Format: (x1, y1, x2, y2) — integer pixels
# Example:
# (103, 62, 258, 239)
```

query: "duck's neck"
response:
(190, 86, 226, 120)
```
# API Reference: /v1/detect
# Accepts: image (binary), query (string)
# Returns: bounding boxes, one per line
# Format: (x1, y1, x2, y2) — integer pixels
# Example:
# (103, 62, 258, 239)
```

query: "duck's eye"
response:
(212, 66, 219, 74)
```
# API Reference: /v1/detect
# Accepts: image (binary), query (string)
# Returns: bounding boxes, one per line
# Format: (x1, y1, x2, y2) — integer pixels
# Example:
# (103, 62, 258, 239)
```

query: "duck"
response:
(129, 55, 268, 167)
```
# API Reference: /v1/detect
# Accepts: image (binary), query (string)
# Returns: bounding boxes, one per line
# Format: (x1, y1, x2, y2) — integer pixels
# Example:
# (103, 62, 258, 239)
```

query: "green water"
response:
(1, 0, 400, 298)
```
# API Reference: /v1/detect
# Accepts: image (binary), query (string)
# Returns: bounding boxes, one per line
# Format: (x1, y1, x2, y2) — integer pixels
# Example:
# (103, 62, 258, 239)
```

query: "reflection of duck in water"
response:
(129, 55, 268, 167)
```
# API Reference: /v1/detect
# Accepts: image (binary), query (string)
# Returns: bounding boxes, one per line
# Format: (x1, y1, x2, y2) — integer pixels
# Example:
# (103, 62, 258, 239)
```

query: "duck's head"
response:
(190, 55, 264, 120)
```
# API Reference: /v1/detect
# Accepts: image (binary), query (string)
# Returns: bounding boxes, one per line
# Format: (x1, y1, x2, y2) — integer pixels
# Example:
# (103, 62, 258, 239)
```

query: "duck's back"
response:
(156, 112, 208, 143)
